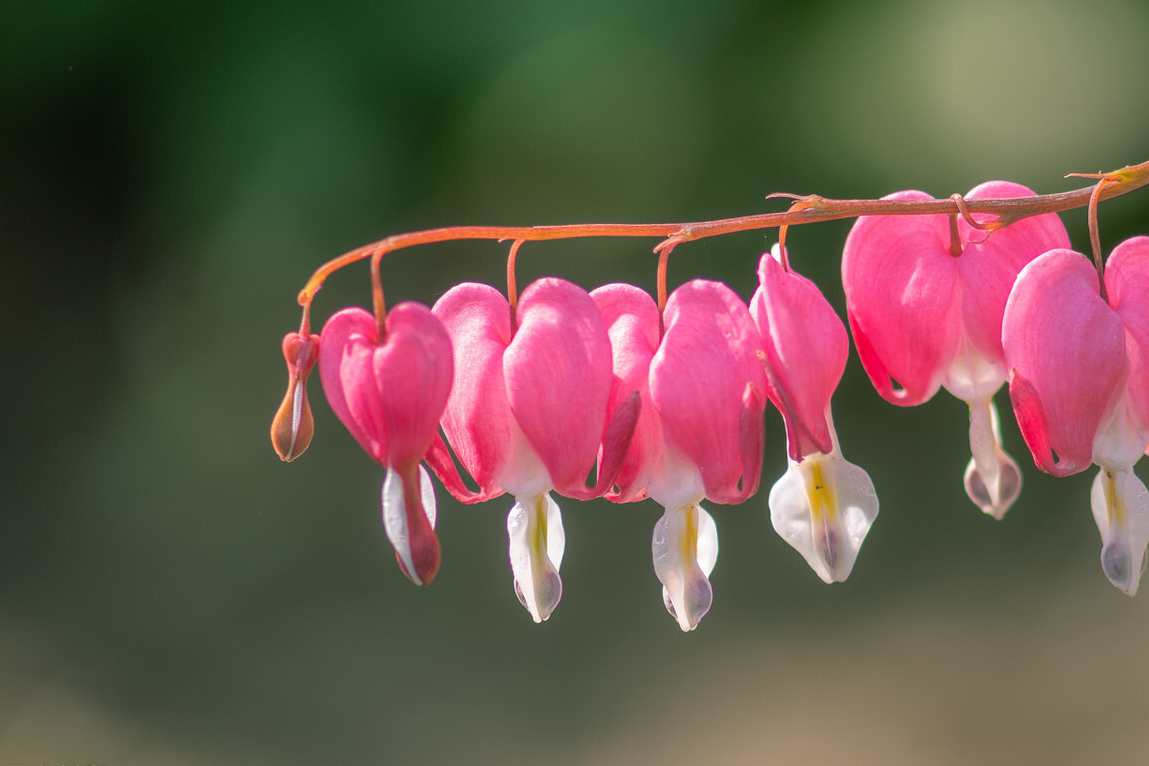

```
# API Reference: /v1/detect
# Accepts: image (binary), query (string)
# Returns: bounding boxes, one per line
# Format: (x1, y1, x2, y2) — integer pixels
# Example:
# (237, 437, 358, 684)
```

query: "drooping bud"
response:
(271, 331, 320, 462)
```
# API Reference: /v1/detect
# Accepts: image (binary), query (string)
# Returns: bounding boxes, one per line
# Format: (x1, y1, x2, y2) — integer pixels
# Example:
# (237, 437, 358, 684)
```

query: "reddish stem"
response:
(1087, 177, 1116, 303)
(655, 240, 676, 316)
(947, 212, 963, 257)
(295, 159, 1149, 313)
(506, 240, 523, 327)
(371, 250, 387, 339)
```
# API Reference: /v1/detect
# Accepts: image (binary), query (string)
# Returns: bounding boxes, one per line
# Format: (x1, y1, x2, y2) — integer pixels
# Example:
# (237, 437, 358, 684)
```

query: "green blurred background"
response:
(4, 1, 1149, 764)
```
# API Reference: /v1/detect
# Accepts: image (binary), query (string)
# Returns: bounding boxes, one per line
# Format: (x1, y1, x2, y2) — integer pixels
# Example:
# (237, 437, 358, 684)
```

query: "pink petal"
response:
(506, 278, 614, 497)
(318, 303, 453, 468)
(1105, 236, 1149, 435)
(423, 432, 492, 504)
(433, 282, 516, 498)
(955, 181, 1070, 364)
(1002, 249, 1127, 476)
(374, 302, 454, 466)
(1005, 369, 1057, 474)
(318, 307, 390, 464)
(752, 252, 848, 461)
(842, 191, 961, 405)
(591, 283, 664, 502)
(651, 279, 766, 503)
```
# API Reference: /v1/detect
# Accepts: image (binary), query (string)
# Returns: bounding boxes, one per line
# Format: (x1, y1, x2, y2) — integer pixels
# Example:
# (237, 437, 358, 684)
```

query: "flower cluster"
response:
(271, 169, 1149, 627)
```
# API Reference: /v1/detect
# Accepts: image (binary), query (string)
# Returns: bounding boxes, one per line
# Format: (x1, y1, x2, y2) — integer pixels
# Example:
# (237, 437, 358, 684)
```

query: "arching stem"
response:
(293, 160, 1149, 316)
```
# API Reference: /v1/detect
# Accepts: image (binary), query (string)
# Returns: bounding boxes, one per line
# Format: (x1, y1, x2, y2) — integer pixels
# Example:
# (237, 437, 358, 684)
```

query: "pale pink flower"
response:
(1003, 237, 1149, 594)
(842, 181, 1069, 519)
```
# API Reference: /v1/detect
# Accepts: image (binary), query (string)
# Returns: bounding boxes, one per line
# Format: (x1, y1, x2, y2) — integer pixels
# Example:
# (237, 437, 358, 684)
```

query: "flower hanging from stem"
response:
(269, 159, 1149, 623)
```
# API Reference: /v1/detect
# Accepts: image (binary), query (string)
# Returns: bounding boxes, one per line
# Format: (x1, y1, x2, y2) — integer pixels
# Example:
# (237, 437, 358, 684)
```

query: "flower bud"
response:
(271, 331, 320, 462)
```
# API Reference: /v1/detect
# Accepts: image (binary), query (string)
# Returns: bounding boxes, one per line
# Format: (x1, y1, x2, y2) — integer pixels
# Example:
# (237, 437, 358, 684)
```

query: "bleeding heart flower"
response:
(591, 280, 765, 631)
(751, 245, 878, 583)
(842, 181, 1070, 519)
(1003, 237, 1149, 595)
(428, 278, 636, 623)
(318, 302, 453, 587)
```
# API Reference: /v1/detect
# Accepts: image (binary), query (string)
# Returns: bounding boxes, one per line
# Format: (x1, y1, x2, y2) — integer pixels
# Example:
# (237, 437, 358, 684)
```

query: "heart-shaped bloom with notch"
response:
(319, 302, 453, 587)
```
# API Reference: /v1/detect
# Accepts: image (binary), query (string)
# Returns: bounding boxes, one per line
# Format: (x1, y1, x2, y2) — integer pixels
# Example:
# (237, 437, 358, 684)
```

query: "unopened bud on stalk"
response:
(271, 331, 320, 461)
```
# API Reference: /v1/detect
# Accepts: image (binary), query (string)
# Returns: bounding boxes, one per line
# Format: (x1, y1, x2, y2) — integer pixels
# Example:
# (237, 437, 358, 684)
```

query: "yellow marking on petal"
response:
(803, 459, 839, 525)
(530, 496, 549, 578)
(1105, 469, 1126, 528)
(680, 504, 699, 564)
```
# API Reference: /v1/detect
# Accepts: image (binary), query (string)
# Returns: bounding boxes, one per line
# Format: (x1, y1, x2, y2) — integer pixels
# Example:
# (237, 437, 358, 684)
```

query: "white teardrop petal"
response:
(1090, 466, 1149, 596)
(507, 493, 564, 623)
(652, 504, 716, 632)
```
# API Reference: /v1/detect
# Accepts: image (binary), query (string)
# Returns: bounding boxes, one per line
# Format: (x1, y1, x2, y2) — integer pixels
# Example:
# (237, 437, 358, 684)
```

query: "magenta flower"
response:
(318, 303, 454, 586)
(751, 246, 878, 583)
(592, 280, 766, 631)
(842, 181, 1070, 519)
(1003, 237, 1149, 594)
(429, 278, 635, 622)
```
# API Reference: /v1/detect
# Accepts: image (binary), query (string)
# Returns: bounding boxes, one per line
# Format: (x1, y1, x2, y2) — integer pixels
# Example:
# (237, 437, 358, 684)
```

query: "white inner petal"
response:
(1090, 466, 1149, 596)
(499, 423, 552, 499)
(646, 447, 705, 510)
(942, 340, 1005, 404)
(652, 503, 717, 632)
(963, 398, 1022, 520)
(1093, 393, 1149, 471)
(507, 493, 564, 623)
(768, 446, 878, 584)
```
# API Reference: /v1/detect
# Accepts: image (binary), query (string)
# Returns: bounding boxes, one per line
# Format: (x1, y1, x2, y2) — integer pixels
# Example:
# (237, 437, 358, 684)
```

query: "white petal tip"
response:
(508, 494, 566, 623)
(653, 505, 718, 632)
(514, 576, 561, 622)
(662, 577, 711, 632)
(963, 454, 1021, 521)
(1101, 541, 1147, 597)
(1091, 468, 1149, 597)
